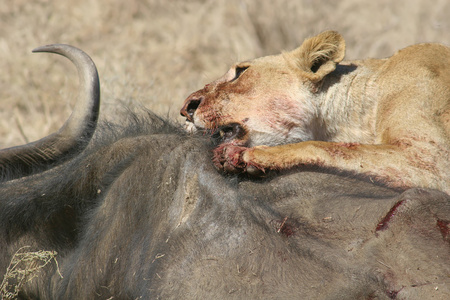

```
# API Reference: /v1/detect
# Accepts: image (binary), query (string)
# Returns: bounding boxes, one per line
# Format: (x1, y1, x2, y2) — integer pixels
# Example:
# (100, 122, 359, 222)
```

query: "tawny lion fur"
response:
(181, 30, 450, 193)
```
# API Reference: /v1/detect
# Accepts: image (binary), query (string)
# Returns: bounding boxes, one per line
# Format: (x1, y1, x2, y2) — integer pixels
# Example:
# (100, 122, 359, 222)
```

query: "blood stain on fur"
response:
(436, 219, 450, 240)
(271, 217, 296, 237)
(386, 288, 402, 299)
(376, 200, 406, 232)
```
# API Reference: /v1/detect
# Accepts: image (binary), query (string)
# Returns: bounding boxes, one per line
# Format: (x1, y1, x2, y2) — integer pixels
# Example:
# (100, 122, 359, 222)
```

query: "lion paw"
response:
(212, 144, 265, 175)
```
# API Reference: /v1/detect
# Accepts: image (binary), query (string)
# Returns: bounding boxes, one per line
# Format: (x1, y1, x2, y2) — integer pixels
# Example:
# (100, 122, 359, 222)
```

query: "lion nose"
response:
(180, 96, 204, 122)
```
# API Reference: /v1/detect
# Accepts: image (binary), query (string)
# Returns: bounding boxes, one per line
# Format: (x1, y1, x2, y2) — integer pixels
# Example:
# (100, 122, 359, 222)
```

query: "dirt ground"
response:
(1, 0, 450, 147)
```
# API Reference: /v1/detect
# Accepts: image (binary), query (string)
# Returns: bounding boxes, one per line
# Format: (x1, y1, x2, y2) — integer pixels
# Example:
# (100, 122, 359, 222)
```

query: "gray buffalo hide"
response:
(1, 114, 449, 299)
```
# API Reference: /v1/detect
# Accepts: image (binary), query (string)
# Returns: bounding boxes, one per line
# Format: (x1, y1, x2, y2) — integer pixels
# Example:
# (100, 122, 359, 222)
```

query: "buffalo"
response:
(0, 45, 449, 299)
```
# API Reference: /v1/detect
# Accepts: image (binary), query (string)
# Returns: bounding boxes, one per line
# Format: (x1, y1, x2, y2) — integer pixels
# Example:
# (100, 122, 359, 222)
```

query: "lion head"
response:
(180, 30, 345, 147)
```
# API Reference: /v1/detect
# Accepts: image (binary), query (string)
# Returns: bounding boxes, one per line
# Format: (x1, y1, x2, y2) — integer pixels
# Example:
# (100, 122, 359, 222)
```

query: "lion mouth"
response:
(210, 123, 247, 145)
(184, 120, 247, 146)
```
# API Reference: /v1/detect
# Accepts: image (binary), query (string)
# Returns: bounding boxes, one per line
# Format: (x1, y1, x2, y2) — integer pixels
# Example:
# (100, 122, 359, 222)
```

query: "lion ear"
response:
(287, 30, 345, 82)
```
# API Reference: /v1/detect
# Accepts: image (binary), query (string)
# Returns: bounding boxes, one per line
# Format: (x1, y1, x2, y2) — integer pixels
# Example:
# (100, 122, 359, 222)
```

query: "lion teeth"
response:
(219, 130, 225, 137)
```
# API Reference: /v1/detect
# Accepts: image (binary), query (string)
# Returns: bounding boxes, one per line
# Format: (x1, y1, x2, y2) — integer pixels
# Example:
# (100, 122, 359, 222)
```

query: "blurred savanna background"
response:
(1, 0, 450, 147)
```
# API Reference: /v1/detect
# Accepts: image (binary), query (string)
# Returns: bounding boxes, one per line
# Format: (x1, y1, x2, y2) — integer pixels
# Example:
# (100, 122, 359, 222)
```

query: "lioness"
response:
(180, 30, 450, 193)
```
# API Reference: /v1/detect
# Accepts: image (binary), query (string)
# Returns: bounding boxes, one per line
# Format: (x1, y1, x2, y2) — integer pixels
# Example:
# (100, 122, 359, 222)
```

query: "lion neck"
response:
(311, 62, 379, 144)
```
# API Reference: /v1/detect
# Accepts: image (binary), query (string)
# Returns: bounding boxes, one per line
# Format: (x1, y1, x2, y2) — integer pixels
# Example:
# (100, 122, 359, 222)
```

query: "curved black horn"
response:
(0, 44, 100, 181)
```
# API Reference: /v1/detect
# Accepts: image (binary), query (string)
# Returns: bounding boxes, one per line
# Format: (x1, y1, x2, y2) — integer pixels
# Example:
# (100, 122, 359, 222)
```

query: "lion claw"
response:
(213, 144, 247, 173)
(213, 144, 265, 176)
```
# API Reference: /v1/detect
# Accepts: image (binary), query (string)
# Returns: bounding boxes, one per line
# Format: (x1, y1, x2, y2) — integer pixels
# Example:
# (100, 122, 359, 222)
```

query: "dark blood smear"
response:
(436, 219, 450, 239)
(279, 222, 295, 237)
(376, 200, 405, 232)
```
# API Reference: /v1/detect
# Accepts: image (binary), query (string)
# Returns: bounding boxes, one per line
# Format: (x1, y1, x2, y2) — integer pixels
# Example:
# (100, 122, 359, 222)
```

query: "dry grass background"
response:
(1, 0, 450, 148)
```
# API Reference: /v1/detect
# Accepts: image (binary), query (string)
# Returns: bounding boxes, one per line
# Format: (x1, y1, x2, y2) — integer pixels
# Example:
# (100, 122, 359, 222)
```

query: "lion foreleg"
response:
(215, 141, 448, 192)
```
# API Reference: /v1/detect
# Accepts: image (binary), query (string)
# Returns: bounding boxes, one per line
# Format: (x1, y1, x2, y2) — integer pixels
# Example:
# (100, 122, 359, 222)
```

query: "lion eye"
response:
(232, 66, 249, 81)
